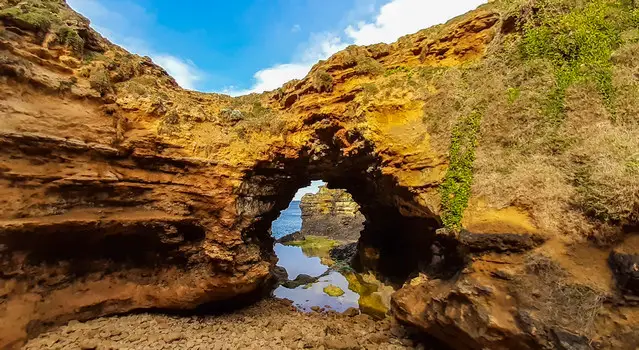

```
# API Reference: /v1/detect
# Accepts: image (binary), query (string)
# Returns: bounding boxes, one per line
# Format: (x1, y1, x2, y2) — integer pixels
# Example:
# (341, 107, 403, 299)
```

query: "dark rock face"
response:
(281, 273, 328, 289)
(271, 266, 289, 285)
(458, 230, 545, 253)
(277, 231, 305, 244)
(609, 235, 639, 296)
(330, 242, 358, 263)
(299, 186, 364, 242)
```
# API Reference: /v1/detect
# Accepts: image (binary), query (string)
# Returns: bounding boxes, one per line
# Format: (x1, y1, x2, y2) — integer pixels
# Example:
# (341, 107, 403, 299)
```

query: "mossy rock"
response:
(323, 285, 345, 297)
(344, 272, 378, 295)
(285, 236, 340, 259)
(0, 7, 56, 32)
(359, 293, 388, 319)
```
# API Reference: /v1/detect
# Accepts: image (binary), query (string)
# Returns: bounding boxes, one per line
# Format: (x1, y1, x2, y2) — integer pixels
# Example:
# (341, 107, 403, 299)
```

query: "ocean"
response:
(271, 200, 302, 239)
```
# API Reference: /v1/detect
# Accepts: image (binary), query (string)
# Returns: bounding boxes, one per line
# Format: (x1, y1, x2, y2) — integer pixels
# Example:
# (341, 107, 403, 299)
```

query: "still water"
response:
(271, 201, 390, 315)
(272, 243, 360, 312)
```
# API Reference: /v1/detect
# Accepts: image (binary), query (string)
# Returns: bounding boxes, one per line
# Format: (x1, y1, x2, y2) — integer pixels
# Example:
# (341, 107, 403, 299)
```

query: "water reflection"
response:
(273, 244, 360, 312)
(273, 244, 326, 279)
(272, 242, 393, 317)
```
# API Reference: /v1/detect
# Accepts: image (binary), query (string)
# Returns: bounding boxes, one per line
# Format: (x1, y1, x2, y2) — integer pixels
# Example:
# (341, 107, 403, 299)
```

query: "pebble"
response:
(23, 298, 433, 350)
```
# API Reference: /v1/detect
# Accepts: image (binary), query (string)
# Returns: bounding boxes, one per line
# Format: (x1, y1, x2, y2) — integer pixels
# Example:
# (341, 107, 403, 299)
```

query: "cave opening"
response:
(236, 126, 466, 316)
(269, 180, 376, 314)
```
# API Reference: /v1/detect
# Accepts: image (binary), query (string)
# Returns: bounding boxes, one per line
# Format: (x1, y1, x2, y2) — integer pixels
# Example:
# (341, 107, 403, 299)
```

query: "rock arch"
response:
(235, 120, 445, 283)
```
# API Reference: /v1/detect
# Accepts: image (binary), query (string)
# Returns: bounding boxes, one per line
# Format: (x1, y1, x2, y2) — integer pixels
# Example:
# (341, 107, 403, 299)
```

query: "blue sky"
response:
(67, 0, 485, 95)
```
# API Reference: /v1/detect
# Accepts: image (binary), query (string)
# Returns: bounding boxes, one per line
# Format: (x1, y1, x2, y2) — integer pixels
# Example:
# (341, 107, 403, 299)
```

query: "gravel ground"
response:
(23, 298, 444, 350)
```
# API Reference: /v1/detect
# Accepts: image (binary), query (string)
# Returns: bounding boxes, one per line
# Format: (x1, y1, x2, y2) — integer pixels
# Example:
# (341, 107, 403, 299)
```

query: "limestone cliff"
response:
(299, 186, 364, 241)
(0, 0, 638, 349)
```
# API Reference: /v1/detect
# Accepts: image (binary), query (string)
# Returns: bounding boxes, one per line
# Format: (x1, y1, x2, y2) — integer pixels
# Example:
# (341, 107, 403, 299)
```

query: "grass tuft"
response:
(57, 26, 84, 56)
(311, 69, 334, 93)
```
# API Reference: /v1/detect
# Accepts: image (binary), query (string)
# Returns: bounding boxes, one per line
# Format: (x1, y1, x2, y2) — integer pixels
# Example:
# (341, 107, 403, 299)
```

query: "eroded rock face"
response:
(299, 186, 364, 241)
(0, 0, 638, 349)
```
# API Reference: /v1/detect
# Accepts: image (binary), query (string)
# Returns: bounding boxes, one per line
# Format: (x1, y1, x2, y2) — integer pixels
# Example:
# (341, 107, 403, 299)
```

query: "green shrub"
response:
(355, 57, 383, 75)
(89, 67, 112, 95)
(439, 110, 482, 230)
(57, 26, 84, 55)
(220, 108, 244, 123)
(311, 69, 333, 93)
(384, 66, 410, 77)
(0, 7, 54, 32)
(521, 0, 634, 122)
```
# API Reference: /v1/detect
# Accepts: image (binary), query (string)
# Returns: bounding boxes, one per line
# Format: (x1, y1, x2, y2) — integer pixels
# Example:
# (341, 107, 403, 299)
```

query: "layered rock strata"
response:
(299, 186, 365, 241)
(0, 0, 638, 349)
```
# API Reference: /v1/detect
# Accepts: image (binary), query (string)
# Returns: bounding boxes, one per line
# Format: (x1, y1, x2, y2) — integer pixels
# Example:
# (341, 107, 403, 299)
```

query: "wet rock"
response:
(272, 266, 289, 284)
(277, 231, 306, 244)
(552, 329, 592, 350)
(323, 285, 345, 297)
(281, 274, 318, 289)
(329, 242, 358, 263)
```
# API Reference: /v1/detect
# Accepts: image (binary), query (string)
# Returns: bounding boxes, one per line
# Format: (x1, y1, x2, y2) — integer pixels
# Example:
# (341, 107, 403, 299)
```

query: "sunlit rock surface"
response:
(0, 0, 638, 348)
(300, 186, 365, 241)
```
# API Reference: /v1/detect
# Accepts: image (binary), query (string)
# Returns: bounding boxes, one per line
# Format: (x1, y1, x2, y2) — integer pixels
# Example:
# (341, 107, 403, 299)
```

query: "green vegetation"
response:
(507, 87, 521, 104)
(89, 67, 112, 95)
(311, 69, 334, 93)
(358, 293, 388, 319)
(439, 110, 482, 230)
(285, 236, 340, 258)
(521, 0, 634, 122)
(354, 57, 383, 75)
(384, 66, 410, 77)
(57, 26, 84, 55)
(0, 7, 54, 32)
(230, 101, 287, 138)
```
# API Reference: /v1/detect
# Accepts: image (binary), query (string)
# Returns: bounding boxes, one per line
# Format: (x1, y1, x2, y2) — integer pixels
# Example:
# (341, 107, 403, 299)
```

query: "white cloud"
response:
(293, 180, 325, 201)
(291, 24, 301, 33)
(226, 63, 311, 96)
(234, 0, 486, 96)
(67, 0, 203, 90)
(152, 55, 201, 90)
(225, 33, 348, 96)
(69, 0, 487, 95)
(345, 0, 486, 45)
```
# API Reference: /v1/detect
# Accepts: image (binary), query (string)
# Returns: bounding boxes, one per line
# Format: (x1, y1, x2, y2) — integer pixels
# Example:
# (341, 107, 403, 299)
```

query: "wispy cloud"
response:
(230, 0, 486, 96)
(67, 0, 203, 90)
(225, 32, 348, 96)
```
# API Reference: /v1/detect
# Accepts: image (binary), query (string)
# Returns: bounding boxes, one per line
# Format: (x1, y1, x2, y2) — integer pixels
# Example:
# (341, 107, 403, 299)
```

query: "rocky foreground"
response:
(23, 299, 443, 350)
(1, 0, 639, 348)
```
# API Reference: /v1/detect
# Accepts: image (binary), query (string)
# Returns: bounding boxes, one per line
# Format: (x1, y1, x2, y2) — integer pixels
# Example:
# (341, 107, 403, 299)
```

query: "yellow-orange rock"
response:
(1, 1, 638, 349)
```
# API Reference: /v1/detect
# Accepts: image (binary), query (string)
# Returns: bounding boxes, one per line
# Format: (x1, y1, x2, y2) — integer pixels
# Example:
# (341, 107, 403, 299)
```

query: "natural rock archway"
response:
(236, 125, 445, 284)
(1, 1, 639, 349)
